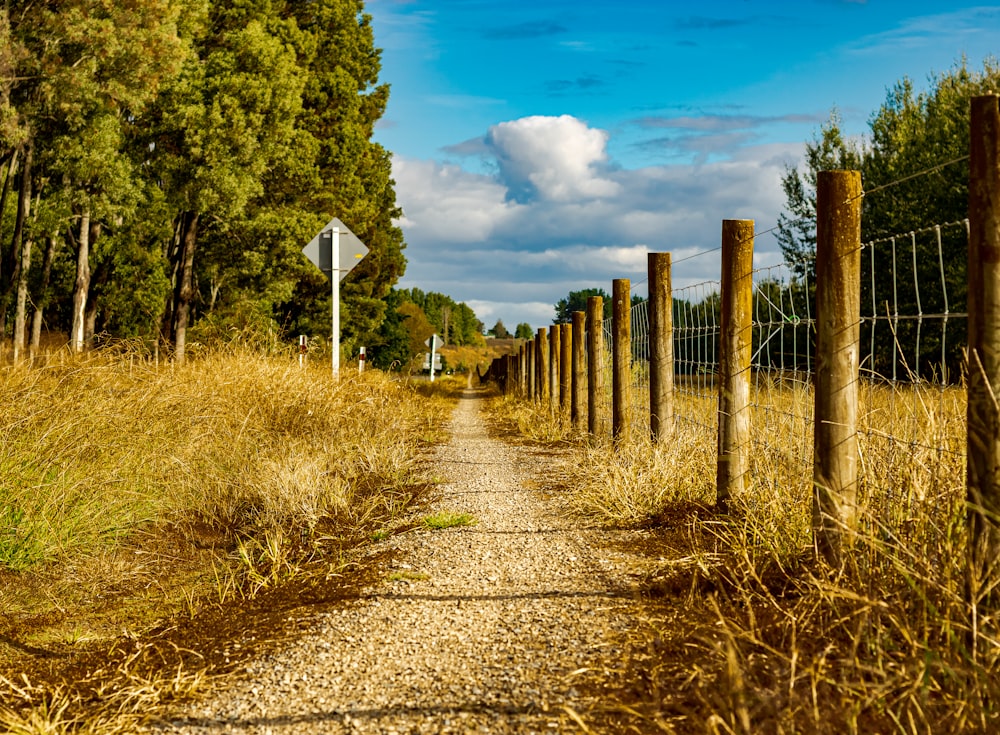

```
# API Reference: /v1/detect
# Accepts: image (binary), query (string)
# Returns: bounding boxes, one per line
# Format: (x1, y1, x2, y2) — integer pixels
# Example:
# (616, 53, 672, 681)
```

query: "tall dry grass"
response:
(0, 342, 452, 731)
(0, 346, 445, 571)
(494, 377, 1000, 732)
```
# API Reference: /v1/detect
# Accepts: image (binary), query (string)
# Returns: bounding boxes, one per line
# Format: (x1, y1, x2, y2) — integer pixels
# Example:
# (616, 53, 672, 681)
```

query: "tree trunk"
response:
(1, 147, 24, 340)
(29, 232, 58, 359)
(172, 211, 199, 365)
(84, 253, 108, 345)
(11, 145, 32, 362)
(160, 214, 184, 344)
(70, 205, 92, 353)
(0, 149, 18, 289)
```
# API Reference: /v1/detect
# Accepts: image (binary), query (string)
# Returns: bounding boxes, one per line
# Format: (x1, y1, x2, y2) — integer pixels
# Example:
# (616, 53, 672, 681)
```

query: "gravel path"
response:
(157, 390, 645, 734)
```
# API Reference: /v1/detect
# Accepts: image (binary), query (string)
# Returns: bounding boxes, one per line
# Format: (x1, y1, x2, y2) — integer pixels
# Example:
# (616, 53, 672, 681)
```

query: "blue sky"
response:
(367, 0, 1000, 332)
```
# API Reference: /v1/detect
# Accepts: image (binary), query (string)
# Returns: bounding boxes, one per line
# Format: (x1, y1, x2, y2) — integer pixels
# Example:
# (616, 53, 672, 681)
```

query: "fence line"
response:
(484, 95, 1000, 600)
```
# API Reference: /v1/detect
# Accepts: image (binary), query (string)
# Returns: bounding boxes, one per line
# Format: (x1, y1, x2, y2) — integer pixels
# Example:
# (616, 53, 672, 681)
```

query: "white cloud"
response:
(392, 116, 804, 330)
(486, 115, 621, 202)
(392, 158, 523, 242)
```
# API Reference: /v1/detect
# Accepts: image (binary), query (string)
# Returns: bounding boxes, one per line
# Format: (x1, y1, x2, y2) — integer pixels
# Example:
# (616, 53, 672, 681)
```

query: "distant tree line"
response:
(367, 287, 486, 370)
(0, 0, 404, 362)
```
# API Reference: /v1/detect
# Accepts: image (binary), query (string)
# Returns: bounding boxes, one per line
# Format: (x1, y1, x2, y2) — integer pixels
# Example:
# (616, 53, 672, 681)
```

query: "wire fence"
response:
(588, 217, 970, 537)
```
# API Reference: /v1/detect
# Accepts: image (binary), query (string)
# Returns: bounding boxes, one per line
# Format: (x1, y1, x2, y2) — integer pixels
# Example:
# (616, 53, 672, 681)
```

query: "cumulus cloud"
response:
(485, 115, 621, 202)
(391, 158, 523, 243)
(391, 115, 804, 330)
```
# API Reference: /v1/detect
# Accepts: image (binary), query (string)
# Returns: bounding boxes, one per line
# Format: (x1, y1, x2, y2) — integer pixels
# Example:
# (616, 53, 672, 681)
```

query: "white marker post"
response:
(331, 226, 340, 377)
(358, 346, 366, 374)
(429, 334, 437, 382)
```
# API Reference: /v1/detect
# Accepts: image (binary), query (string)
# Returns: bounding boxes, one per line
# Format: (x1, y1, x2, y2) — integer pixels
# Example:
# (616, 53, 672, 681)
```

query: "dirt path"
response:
(156, 390, 649, 734)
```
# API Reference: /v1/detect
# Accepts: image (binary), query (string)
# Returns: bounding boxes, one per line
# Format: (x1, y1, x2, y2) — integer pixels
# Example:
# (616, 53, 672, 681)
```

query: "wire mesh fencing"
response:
(579, 218, 971, 546)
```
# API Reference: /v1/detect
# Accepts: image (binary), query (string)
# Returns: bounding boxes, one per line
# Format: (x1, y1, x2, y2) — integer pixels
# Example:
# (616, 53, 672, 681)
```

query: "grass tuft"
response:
(422, 511, 477, 530)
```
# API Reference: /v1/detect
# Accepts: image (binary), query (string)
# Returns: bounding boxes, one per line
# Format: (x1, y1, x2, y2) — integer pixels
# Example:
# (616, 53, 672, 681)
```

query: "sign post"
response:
(425, 334, 441, 381)
(302, 217, 368, 378)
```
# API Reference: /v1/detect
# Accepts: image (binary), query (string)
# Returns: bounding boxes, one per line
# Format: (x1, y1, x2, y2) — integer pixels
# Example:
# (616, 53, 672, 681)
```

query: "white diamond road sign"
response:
(302, 217, 368, 281)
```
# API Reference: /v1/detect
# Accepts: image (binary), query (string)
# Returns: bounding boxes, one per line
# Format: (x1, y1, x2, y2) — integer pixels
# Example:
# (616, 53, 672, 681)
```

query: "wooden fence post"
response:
(968, 93, 1000, 612)
(527, 337, 535, 400)
(550, 324, 561, 413)
(536, 328, 548, 402)
(560, 319, 572, 415)
(717, 222, 754, 509)
(813, 170, 862, 568)
(587, 296, 605, 436)
(572, 310, 586, 431)
(612, 278, 632, 442)
(649, 252, 674, 441)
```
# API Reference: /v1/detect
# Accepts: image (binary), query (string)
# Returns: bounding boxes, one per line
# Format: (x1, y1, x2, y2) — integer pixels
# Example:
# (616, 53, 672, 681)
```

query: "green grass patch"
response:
(422, 511, 477, 530)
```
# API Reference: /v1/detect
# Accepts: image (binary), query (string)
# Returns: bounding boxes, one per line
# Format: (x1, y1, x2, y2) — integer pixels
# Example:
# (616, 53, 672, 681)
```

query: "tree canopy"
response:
(0, 0, 405, 362)
(554, 287, 611, 324)
(778, 58, 1000, 380)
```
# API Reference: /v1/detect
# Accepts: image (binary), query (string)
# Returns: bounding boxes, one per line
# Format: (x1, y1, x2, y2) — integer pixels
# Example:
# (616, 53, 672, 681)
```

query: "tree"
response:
(514, 322, 533, 340)
(368, 288, 410, 370)
(0, 1, 406, 357)
(397, 300, 434, 368)
(147, 3, 305, 363)
(555, 287, 610, 323)
(778, 59, 1000, 379)
(396, 288, 483, 346)
(0, 0, 184, 354)
(776, 109, 862, 279)
(490, 319, 510, 339)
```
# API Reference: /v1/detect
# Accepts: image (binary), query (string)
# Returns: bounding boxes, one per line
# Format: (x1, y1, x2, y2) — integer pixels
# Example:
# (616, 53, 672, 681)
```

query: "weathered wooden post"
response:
(587, 296, 605, 436)
(536, 328, 548, 402)
(572, 310, 586, 430)
(649, 252, 674, 441)
(560, 319, 572, 415)
(612, 279, 632, 442)
(550, 324, 561, 413)
(717, 222, 754, 510)
(813, 170, 862, 568)
(527, 336, 535, 400)
(968, 94, 1000, 613)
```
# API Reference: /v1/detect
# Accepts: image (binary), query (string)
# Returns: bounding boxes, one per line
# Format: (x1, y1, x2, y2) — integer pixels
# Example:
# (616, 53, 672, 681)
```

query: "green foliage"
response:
(776, 109, 862, 278)
(514, 322, 533, 340)
(368, 288, 412, 370)
(489, 319, 510, 339)
(398, 288, 484, 346)
(0, 0, 406, 352)
(555, 287, 611, 324)
(779, 58, 1000, 380)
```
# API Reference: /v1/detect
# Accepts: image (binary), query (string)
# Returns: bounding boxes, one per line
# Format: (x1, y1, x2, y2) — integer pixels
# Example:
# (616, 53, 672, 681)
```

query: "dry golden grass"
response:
(492, 376, 1000, 733)
(0, 342, 452, 731)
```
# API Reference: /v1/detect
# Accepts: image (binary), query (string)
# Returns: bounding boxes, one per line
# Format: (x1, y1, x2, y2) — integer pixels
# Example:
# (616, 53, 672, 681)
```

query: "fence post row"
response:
(967, 93, 1000, 611)
(716, 220, 754, 510)
(648, 252, 674, 441)
(587, 295, 605, 435)
(482, 98, 1000, 600)
(612, 278, 632, 443)
(812, 170, 863, 569)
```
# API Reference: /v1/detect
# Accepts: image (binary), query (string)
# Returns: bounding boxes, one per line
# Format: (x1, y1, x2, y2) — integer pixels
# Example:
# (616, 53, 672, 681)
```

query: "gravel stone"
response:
(154, 391, 648, 733)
